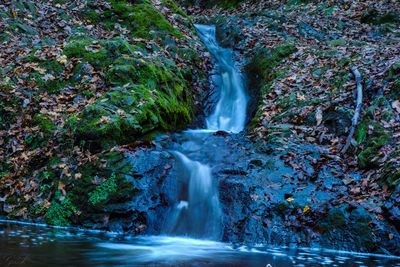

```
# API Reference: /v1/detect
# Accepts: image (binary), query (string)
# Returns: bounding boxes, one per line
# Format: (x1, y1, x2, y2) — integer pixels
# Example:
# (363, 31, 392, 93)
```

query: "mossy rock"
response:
(391, 79, 400, 99)
(33, 114, 57, 137)
(45, 152, 136, 226)
(361, 9, 400, 25)
(81, 0, 181, 40)
(63, 38, 116, 70)
(67, 82, 193, 151)
(355, 96, 393, 168)
(356, 120, 391, 169)
(327, 208, 346, 227)
(321, 206, 374, 249)
(246, 43, 297, 87)
(63, 34, 195, 151)
(388, 62, 400, 80)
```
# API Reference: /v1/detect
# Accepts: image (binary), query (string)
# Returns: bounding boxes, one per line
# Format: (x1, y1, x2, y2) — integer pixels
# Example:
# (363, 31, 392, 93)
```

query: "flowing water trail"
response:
(166, 24, 248, 238)
(196, 24, 248, 133)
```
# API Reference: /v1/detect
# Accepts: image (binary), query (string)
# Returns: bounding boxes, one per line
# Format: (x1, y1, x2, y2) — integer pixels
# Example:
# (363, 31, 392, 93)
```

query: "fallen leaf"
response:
(58, 181, 65, 190)
(303, 205, 310, 213)
(56, 55, 68, 65)
(392, 100, 400, 113)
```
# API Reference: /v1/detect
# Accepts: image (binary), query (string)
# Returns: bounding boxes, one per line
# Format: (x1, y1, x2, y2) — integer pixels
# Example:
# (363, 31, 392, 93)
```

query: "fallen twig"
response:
(341, 67, 363, 154)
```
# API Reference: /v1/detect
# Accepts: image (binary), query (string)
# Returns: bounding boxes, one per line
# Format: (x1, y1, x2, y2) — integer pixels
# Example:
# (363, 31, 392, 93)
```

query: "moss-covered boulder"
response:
(81, 0, 182, 39)
(67, 83, 193, 151)
(62, 34, 195, 151)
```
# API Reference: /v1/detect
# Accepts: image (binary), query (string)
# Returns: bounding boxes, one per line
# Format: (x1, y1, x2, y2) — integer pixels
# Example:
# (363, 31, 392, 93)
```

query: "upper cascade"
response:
(195, 24, 248, 133)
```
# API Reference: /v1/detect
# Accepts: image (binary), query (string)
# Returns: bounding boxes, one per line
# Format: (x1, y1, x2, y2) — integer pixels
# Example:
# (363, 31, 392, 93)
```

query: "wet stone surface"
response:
(88, 130, 400, 255)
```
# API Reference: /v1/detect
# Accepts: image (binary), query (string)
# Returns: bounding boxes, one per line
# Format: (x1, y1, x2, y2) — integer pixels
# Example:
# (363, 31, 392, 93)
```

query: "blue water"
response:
(1, 221, 400, 266)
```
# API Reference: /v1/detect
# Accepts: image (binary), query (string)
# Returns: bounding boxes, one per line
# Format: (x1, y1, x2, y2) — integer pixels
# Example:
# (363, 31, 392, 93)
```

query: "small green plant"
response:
(46, 192, 77, 226)
(88, 173, 118, 206)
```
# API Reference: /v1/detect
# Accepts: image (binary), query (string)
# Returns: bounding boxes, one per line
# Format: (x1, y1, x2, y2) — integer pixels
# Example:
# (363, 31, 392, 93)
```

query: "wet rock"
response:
(322, 109, 352, 136)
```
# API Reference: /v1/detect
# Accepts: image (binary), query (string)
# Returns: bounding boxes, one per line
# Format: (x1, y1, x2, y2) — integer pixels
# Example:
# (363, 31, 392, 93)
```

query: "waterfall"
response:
(196, 24, 248, 133)
(166, 24, 248, 239)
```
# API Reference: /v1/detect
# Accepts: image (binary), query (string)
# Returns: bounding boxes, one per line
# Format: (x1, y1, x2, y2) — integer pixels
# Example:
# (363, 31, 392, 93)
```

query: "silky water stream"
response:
(1, 25, 400, 266)
(163, 24, 248, 239)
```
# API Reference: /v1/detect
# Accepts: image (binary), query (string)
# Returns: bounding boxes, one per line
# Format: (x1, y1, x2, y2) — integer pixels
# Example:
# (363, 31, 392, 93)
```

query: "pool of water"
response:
(1, 221, 399, 266)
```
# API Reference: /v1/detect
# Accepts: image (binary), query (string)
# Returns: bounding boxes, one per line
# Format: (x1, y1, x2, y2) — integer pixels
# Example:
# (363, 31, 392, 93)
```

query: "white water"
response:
(2, 222, 400, 266)
(195, 24, 248, 133)
(166, 151, 222, 238)
(167, 24, 248, 238)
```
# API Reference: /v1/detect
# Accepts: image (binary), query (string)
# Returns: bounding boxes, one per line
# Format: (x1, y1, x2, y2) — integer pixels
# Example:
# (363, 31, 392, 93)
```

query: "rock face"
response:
(83, 131, 399, 255)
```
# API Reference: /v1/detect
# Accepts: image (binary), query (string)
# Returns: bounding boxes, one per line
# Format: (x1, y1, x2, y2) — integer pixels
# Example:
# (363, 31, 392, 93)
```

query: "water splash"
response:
(166, 151, 222, 239)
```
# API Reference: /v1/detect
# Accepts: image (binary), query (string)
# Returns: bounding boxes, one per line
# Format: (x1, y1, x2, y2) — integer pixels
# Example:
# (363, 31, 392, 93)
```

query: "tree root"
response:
(341, 67, 363, 154)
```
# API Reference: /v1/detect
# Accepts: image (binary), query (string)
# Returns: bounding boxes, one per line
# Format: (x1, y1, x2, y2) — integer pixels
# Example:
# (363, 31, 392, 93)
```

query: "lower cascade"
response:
(166, 24, 248, 238)
(166, 151, 222, 238)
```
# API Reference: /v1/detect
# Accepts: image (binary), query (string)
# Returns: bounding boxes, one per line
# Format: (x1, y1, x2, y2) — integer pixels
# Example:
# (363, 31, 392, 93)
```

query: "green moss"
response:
(162, 0, 189, 18)
(81, 0, 181, 39)
(274, 92, 322, 123)
(274, 201, 290, 216)
(331, 69, 350, 93)
(67, 51, 194, 151)
(5, 195, 18, 205)
(41, 60, 64, 75)
(88, 173, 118, 206)
(391, 79, 400, 99)
(328, 39, 346, 47)
(33, 114, 57, 137)
(46, 192, 76, 226)
(388, 62, 400, 80)
(355, 97, 392, 168)
(179, 0, 244, 8)
(8, 18, 39, 35)
(247, 43, 297, 87)
(27, 71, 65, 94)
(63, 38, 111, 70)
(361, 9, 400, 25)
(287, 0, 309, 6)
(43, 153, 135, 225)
(327, 210, 345, 227)
(25, 132, 47, 149)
